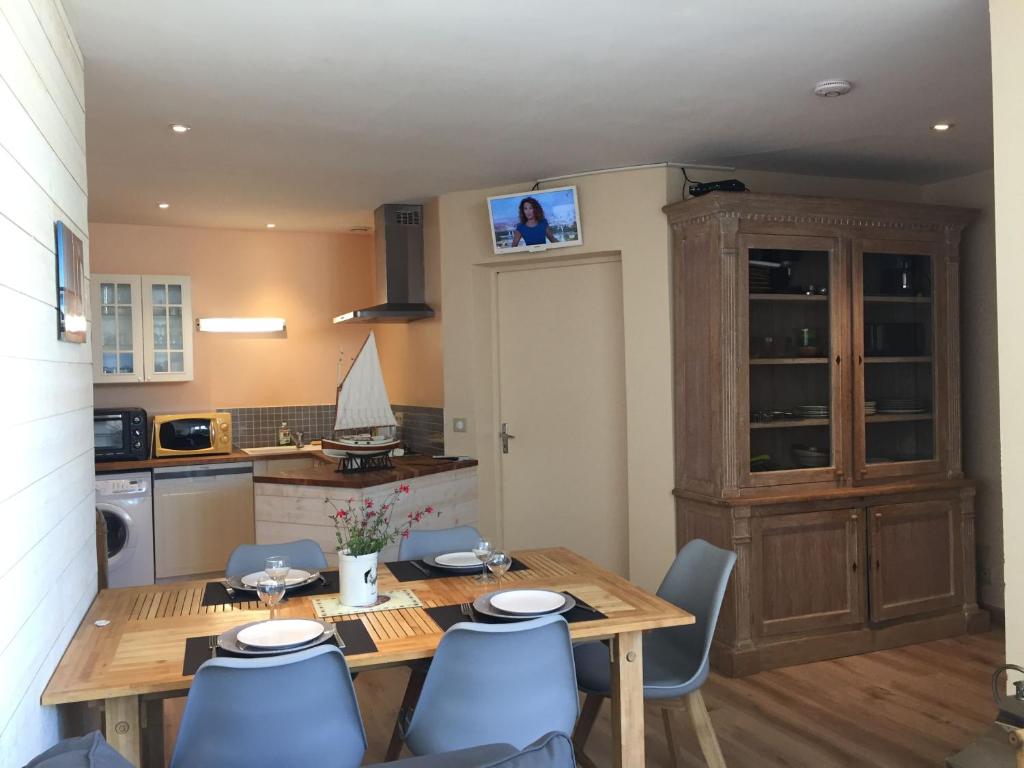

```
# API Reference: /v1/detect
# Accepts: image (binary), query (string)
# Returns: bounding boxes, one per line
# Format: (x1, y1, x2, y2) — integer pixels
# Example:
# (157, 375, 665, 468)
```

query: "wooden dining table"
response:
(42, 547, 694, 767)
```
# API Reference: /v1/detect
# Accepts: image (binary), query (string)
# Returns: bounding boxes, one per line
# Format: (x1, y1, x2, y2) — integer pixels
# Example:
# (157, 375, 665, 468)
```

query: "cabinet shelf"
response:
(750, 357, 830, 365)
(863, 295, 931, 304)
(863, 356, 931, 364)
(749, 294, 828, 302)
(865, 413, 932, 423)
(750, 418, 830, 430)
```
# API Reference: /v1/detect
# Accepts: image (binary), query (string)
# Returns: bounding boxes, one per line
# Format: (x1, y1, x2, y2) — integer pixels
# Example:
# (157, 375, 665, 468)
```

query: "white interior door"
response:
(496, 260, 628, 574)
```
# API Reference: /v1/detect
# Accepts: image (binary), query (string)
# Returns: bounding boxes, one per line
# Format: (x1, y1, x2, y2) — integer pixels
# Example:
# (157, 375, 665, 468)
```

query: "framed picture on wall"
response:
(487, 185, 583, 255)
(55, 221, 87, 343)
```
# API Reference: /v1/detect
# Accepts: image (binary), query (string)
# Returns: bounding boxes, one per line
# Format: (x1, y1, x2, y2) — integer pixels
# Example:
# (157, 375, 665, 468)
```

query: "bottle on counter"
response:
(278, 421, 291, 446)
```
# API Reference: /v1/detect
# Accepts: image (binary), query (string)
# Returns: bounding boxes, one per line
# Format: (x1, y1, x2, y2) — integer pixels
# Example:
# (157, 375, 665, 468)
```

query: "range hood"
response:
(333, 204, 435, 324)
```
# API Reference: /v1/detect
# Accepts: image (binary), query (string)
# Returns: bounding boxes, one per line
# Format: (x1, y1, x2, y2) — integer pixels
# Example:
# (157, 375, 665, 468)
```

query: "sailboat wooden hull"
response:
(322, 437, 401, 457)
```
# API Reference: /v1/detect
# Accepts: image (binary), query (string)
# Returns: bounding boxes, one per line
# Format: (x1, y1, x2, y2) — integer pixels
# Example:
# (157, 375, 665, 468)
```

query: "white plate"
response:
(434, 552, 481, 568)
(236, 619, 326, 649)
(217, 621, 333, 656)
(490, 589, 566, 615)
(240, 568, 312, 588)
(473, 591, 576, 620)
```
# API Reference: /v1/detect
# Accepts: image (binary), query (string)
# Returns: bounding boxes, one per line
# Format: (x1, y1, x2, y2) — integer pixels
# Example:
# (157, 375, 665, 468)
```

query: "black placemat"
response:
(182, 619, 377, 676)
(425, 593, 606, 632)
(201, 570, 340, 607)
(386, 558, 528, 583)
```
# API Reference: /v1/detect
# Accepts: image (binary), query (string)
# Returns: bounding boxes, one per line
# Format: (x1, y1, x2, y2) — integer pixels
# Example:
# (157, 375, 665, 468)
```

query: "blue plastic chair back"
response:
(403, 615, 579, 755)
(170, 645, 366, 768)
(656, 538, 736, 683)
(225, 538, 328, 578)
(397, 525, 482, 561)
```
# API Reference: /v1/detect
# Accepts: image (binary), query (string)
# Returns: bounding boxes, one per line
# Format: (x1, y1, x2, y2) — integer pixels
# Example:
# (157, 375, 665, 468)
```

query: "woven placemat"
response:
(312, 588, 423, 618)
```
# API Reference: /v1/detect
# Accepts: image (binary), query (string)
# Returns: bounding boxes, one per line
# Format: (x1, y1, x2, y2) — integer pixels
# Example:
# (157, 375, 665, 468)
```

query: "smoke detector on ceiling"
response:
(813, 79, 853, 98)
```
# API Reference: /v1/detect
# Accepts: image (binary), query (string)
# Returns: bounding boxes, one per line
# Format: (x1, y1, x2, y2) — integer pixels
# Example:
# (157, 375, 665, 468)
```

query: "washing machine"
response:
(96, 471, 154, 587)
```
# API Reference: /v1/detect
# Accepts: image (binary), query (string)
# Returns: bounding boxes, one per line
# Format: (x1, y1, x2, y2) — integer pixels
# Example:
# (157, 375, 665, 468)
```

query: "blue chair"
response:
(398, 524, 483, 561)
(572, 539, 736, 768)
(225, 538, 328, 578)
(398, 615, 578, 756)
(170, 645, 366, 768)
(386, 524, 484, 759)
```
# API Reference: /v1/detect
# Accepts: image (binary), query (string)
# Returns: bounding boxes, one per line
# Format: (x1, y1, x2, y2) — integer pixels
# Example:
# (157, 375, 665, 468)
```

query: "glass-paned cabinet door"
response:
(91, 275, 144, 383)
(142, 275, 194, 382)
(854, 242, 941, 478)
(742, 235, 843, 486)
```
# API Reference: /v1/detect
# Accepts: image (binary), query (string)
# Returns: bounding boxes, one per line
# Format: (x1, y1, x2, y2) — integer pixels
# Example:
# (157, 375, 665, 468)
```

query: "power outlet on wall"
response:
(452, 417, 468, 433)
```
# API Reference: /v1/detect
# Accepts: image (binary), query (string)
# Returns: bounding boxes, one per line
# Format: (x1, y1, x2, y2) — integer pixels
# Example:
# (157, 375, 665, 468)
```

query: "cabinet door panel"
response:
(752, 509, 864, 637)
(869, 500, 961, 622)
(91, 274, 144, 384)
(142, 275, 194, 382)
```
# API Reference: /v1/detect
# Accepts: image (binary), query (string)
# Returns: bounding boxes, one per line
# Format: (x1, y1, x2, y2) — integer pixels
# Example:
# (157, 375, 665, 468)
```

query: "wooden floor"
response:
(162, 630, 1003, 766)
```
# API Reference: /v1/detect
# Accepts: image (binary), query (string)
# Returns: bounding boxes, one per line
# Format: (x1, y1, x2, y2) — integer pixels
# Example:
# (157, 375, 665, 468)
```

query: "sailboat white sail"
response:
(324, 331, 400, 458)
(334, 331, 397, 431)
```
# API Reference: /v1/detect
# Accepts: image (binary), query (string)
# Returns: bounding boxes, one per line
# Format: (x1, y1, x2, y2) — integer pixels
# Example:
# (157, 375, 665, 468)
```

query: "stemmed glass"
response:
(486, 551, 512, 591)
(265, 555, 290, 583)
(472, 539, 494, 583)
(256, 577, 287, 620)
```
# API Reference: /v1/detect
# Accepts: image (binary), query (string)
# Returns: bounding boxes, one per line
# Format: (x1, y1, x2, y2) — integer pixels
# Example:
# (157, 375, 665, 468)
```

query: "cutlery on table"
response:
(332, 622, 347, 649)
(410, 560, 431, 577)
(207, 635, 219, 658)
(221, 580, 237, 599)
(570, 595, 601, 614)
(459, 602, 475, 622)
(317, 573, 327, 587)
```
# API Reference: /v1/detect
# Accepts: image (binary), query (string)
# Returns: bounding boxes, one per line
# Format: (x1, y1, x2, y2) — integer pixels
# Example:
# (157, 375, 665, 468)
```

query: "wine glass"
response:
(256, 577, 286, 620)
(265, 555, 290, 583)
(472, 539, 494, 583)
(486, 551, 512, 591)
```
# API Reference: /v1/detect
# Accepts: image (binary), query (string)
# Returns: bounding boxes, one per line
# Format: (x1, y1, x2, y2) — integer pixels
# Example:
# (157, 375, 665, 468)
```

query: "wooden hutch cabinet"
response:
(665, 192, 988, 676)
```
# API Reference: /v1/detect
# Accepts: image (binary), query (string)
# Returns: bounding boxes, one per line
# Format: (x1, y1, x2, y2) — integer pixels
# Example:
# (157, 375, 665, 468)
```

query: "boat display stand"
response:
(335, 450, 394, 474)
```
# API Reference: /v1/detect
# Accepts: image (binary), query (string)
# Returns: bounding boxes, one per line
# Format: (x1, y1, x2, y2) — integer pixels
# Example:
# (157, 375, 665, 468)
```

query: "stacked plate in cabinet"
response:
(797, 405, 829, 420)
(877, 398, 927, 415)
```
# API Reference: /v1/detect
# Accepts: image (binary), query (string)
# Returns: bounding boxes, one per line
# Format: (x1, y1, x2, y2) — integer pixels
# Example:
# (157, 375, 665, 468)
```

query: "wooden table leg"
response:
(610, 630, 644, 768)
(140, 698, 165, 768)
(104, 695, 141, 767)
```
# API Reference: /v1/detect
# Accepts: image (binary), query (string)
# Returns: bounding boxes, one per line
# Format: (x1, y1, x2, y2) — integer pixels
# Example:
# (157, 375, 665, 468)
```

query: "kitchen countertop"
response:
(95, 448, 260, 473)
(253, 454, 478, 489)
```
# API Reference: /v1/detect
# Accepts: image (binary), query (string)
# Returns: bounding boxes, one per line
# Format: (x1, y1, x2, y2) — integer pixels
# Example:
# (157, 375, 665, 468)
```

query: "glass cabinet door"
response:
(854, 242, 942, 478)
(743, 236, 843, 486)
(91, 275, 144, 383)
(142, 275, 194, 382)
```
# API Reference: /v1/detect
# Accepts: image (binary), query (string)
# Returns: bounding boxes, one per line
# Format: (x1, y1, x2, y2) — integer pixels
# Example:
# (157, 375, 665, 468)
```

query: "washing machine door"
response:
(97, 503, 132, 566)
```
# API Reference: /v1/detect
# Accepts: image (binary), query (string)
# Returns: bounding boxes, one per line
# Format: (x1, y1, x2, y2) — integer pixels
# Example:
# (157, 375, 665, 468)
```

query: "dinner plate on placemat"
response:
(238, 569, 315, 589)
(473, 590, 576, 620)
(490, 589, 566, 615)
(424, 552, 484, 572)
(219, 620, 332, 655)
(236, 619, 327, 649)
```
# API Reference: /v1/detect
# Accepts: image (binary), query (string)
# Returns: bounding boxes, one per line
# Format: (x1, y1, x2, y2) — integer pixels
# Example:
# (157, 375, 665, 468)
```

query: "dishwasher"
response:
(153, 462, 254, 579)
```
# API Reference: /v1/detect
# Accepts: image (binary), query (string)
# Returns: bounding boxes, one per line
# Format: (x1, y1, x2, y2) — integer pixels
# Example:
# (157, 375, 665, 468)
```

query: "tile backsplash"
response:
(220, 403, 444, 456)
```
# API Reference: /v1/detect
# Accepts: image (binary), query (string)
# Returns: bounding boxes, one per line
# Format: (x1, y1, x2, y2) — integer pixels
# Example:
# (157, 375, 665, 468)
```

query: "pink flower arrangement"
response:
(325, 484, 439, 556)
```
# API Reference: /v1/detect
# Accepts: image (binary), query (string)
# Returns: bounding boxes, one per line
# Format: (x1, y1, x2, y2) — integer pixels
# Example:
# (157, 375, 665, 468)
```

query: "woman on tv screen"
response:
(511, 196, 557, 247)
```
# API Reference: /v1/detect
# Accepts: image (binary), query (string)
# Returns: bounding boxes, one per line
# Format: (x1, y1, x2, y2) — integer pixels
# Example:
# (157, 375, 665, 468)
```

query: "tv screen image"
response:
(487, 185, 582, 255)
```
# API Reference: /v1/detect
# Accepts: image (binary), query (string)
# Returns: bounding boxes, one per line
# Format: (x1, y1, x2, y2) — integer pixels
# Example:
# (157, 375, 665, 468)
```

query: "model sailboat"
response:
(322, 331, 401, 461)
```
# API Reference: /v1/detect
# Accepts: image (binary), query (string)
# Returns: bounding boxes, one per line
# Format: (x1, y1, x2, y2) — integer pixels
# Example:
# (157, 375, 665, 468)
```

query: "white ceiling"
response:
(65, 0, 993, 233)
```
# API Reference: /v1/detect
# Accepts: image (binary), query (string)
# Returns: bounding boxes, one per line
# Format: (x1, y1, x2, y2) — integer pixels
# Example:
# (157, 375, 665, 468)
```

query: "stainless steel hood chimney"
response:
(333, 204, 435, 324)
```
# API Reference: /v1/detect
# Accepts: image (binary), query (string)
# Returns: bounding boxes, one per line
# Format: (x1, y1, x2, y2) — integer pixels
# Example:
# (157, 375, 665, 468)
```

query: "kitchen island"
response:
(252, 453, 479, 563)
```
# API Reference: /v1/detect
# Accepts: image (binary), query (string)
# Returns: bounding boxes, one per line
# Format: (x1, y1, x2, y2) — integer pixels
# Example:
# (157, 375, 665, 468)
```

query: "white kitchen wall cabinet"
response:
(92, 274, 194, 383)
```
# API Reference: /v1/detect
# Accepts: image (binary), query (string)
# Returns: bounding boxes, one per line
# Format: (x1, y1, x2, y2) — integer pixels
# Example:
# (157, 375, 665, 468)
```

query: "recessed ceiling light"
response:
(931, 122, 953, 132)
(157, 202, 170, 209)
(170, 124, 191, 133)
(266, 223, 276, 229)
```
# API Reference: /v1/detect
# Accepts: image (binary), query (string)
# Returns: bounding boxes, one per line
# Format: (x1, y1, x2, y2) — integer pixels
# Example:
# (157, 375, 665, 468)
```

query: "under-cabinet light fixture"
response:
(196, 317, 286, 333)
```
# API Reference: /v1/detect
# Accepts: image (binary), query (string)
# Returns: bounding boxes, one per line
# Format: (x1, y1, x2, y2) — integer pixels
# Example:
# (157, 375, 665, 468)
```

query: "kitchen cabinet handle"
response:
(852, 561, 858, 572)
(835, 354, 841, 365)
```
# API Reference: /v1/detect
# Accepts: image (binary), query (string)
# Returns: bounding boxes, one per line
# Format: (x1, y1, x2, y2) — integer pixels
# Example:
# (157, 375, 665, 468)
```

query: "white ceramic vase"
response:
(338, 550, 379, 607)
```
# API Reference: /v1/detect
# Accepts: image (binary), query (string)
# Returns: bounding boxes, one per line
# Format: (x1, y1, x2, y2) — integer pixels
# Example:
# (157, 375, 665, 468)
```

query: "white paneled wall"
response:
(0, 0, 93, 764)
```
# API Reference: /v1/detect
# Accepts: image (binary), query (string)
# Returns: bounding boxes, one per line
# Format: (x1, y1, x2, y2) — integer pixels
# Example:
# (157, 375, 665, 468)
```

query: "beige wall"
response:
(0, 1, 96, 763)
(921, 169, 1002, 610)
(991, 0, 1024, 665)
(374, 198, 444, 408)
(90, 223, 379, 412)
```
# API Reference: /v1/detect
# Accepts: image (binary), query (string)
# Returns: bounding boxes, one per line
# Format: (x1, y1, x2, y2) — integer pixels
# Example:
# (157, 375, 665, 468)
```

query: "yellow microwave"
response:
(152, 412, 233, 457)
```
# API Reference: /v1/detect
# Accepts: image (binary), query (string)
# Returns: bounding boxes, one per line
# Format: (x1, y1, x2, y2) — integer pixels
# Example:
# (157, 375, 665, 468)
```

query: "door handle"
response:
(500, 423, 515, 454)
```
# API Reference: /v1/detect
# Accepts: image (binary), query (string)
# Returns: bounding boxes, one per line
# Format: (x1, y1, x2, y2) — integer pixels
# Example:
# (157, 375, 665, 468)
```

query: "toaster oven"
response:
(152, 412, 233, 457)
(94, 407, 149, 462)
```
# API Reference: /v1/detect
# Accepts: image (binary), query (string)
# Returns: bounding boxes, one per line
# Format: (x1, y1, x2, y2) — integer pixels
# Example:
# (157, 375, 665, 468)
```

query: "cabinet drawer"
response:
(751, 509, 865, 637)
(868, 500, 961, 622)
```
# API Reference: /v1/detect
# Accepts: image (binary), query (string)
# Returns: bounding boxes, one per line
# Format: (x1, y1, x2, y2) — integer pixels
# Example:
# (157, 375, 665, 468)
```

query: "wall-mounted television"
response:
(487, 185, 583, 255)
